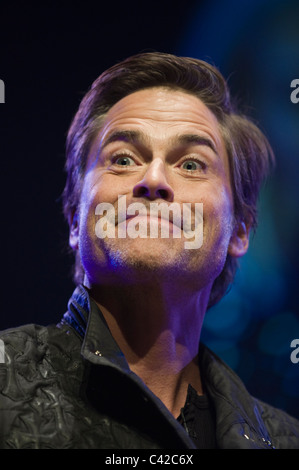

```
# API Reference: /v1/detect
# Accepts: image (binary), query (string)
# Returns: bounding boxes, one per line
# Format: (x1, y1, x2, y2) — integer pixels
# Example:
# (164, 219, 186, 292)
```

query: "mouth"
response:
(127, 216, 177, 241)
(124, 213, 181, 235)
(110, 195, 202, 233)
(126, 213, 175, 224)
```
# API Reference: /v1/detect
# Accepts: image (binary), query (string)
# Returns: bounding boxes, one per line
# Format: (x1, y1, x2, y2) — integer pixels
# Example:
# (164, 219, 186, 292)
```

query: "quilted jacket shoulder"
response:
(257, 399, 299, 449)
(0, 323, 87, 449)
(0, 323, 191, 449)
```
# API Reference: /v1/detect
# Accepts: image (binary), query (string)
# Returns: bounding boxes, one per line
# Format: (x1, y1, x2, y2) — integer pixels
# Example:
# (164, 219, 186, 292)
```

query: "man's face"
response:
(70, 87, 248, 289)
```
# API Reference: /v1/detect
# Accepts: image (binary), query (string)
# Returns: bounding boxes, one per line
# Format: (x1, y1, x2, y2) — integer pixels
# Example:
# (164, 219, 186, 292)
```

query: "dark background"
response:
(0, 0, 298, 419)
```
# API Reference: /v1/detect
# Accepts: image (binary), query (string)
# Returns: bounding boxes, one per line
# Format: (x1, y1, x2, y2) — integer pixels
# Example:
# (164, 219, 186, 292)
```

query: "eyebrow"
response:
(100, 129, 218, 156)
(101, 130, 148, 149)
(175, 133, 218, 156)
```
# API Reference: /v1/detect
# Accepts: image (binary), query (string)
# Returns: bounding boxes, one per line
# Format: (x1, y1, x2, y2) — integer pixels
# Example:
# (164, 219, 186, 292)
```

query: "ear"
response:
(69, 210, 80, 251)
(228, 220, 251, 258)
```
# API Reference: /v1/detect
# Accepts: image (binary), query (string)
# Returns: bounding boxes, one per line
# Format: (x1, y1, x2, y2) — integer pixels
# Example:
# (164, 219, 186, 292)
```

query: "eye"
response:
(114, 155, 136, 166)
(181, 159, 204, 172)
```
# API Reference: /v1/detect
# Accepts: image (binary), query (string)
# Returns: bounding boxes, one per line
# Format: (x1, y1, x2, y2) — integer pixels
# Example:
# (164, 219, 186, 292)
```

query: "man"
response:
(0, 52, 298, 449)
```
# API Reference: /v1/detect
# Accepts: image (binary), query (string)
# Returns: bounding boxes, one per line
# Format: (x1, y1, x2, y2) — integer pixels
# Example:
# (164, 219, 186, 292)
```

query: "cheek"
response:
(203, 188, 234, 241)
(78, 173, 128, 249)
(78, 175, 105, 245)
(80, 174, 115, 219)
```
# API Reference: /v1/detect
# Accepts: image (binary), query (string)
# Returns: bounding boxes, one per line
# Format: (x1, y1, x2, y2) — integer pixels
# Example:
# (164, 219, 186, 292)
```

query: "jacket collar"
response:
(63, 284, 130, 371)
(62, 284, 274, 449)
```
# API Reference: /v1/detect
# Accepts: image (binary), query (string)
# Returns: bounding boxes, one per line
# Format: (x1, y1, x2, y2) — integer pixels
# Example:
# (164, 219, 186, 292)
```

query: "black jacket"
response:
(0, 285, 298, 449)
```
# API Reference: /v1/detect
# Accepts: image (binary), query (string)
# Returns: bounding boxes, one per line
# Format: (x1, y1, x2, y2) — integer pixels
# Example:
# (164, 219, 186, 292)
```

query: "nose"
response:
(133, 159, 174, 201)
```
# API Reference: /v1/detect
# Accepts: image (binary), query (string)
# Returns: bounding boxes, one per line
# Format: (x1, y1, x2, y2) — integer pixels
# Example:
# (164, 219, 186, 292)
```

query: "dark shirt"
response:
(178, 385, 217, 449)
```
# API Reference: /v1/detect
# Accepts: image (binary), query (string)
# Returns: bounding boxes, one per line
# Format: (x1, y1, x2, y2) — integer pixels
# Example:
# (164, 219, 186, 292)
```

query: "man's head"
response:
(62, 52, 274, 307)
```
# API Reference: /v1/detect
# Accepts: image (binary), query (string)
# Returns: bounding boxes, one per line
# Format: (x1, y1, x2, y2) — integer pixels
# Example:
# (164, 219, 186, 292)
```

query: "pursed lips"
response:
(96, 197, 201, 233)
(125, 213, 177, 226)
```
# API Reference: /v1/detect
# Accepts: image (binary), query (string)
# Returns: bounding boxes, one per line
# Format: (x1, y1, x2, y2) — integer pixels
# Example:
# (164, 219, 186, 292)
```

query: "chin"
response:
(99, 240, 205, 286)
(92, 237, 184, 278)
(111, 241, 178, 268)
(83, 235, 226, 286)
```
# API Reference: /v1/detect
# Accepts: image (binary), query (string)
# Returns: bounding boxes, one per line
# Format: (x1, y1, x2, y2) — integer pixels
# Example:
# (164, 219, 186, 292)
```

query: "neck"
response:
(85, 276, 211, 417)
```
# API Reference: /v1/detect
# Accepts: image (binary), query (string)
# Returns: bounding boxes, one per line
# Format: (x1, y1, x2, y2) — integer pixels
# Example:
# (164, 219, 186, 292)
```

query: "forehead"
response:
(97, 87, 224, 152)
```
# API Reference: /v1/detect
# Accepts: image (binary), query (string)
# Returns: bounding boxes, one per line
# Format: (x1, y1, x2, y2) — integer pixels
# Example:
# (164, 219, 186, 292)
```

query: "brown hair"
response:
(62, 52, 274, 308)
